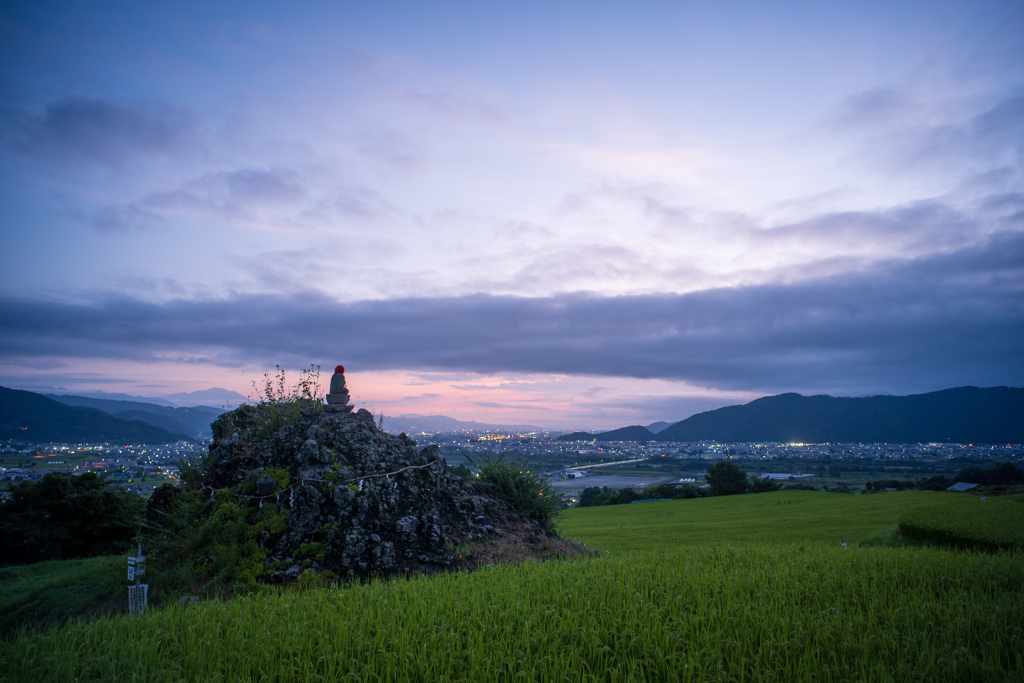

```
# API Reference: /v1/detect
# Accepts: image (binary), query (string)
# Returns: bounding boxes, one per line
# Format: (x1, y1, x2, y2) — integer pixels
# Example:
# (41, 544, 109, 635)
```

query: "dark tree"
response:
(0, 472, 144, 566)
(918, 475, 954, 491)
(863, 479, 915, 493)
(615, 487, 641, 504)
(748, 476, 783, 493)
(577, 486, 606, 507)
(782, 483, 819, 491)
(641, 484, 679, 499)
(705, 461, 749, 496)
(674, 483, 711, 499)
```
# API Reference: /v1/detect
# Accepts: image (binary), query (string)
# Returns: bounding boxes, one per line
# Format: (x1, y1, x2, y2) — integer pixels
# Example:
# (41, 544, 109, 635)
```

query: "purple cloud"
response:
(1, 230, 1020, 396)
(4, 96, 201, 169)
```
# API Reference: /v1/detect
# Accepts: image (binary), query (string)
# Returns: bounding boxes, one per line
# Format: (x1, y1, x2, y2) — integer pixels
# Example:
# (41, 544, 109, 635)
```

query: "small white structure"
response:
(127, 544, 148, 616)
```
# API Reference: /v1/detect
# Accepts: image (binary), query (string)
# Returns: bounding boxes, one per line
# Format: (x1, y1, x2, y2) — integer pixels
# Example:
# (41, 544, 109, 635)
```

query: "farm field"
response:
(2, 490, 1021, 681)
(558, 489, 954, 553)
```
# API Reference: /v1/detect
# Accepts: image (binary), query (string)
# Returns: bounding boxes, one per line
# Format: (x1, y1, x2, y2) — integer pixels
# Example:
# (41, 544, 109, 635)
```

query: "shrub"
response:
(211, 365, 324, 442)
(863, 479, 916, 493)
(469, 454, 563, 525)
(748, 477, 783, 493)
(145, 488, 290, 597)
(449, 464, 474, 481)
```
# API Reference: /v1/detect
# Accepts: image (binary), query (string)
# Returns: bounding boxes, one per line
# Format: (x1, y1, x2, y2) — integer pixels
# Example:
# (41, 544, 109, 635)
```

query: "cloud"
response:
(967, 94, 1024, 162)
(833, 91, 1024, 182)
(95, 166, 308, 230)
(93, 203, 165, 232)
(3, 96, 201, 169)
(896, 94, 1024, 174)
(146, 167, 305, 211)
(0, 358, 68, 370)
(333, 185, 403, 221)
(828, 87, 913, 130)
(551, 186, 1002, 292)
(404, 90, 505, 126)
(358, 129, 422, 173)
(491, 220, 554, 241)
(1, 230, 1021, 396)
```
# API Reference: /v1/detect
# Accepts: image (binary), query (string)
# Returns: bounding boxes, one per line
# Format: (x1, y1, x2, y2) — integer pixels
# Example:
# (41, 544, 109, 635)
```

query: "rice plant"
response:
(3, 490, 1021, 682)
(2, 546, 1020, 682)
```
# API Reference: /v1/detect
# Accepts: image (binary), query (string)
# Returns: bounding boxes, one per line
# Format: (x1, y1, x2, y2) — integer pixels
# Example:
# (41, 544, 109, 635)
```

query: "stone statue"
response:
(325, 364, 353, 412)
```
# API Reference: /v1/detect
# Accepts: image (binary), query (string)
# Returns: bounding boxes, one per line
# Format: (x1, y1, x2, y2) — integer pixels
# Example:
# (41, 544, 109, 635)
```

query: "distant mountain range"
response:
(7, 384, 1022, 445)
(559, 387, 1024, 444)
(0, 386, 196, 444)
(68, 388, 248, 408)
(45, 394, 227, 440)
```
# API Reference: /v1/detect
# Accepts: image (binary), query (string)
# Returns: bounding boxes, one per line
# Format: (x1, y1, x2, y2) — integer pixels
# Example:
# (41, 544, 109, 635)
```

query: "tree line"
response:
(0, 472, 143, 566)
(864, 462, 1024, 493)
(576, 461, 782, 507)
(576, 461, 1024, 507)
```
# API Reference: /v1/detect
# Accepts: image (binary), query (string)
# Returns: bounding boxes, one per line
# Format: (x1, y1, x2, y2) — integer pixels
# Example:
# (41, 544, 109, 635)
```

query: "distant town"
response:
(0, 440, 202, 495)
(8, 429, 1018, 502)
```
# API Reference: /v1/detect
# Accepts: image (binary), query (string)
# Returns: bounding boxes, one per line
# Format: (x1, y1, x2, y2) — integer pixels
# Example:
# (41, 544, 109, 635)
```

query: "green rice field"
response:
(557, 489, 952, 553)
(2, 490, 1021, 682)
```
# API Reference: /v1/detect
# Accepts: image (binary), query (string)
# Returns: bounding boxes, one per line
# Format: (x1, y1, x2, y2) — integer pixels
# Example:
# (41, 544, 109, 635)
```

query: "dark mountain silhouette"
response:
(646, 421, 671, 434)
(46, 394, 225, 439)
(558, 425, 657, 442)
(656, 386, 1024, 444)
(0, 386, 192, 444)
(67, 391, 176, 406)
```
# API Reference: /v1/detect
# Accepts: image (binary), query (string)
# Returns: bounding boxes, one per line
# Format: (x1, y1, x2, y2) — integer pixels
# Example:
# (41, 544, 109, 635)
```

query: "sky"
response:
(1, 0, 1022, 430)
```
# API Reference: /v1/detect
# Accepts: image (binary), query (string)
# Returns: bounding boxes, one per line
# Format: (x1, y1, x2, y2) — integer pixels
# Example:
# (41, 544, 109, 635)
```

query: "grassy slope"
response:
(0, 556, 126, 634)
(558, 489, 947, 552)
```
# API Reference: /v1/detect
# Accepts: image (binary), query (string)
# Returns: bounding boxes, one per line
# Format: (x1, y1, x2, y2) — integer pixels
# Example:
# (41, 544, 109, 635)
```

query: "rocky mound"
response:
(149, 372, 589, 583)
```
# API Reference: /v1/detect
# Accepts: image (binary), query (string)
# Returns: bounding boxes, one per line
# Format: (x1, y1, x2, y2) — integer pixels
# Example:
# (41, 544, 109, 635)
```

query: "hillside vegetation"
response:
(560, 386, 1024, 443)
(657, 386, 1024, 443)
(46, 394, 226, 440)
(0, 386, 190, 444)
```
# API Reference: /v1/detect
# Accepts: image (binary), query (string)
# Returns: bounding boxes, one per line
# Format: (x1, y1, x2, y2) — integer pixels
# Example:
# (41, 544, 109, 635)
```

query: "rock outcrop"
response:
(151, 388, 589, 582)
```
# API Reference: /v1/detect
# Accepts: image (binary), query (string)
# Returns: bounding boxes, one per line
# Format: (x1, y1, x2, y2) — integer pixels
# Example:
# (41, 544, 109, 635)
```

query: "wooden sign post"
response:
(127, 543, 148, 616)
